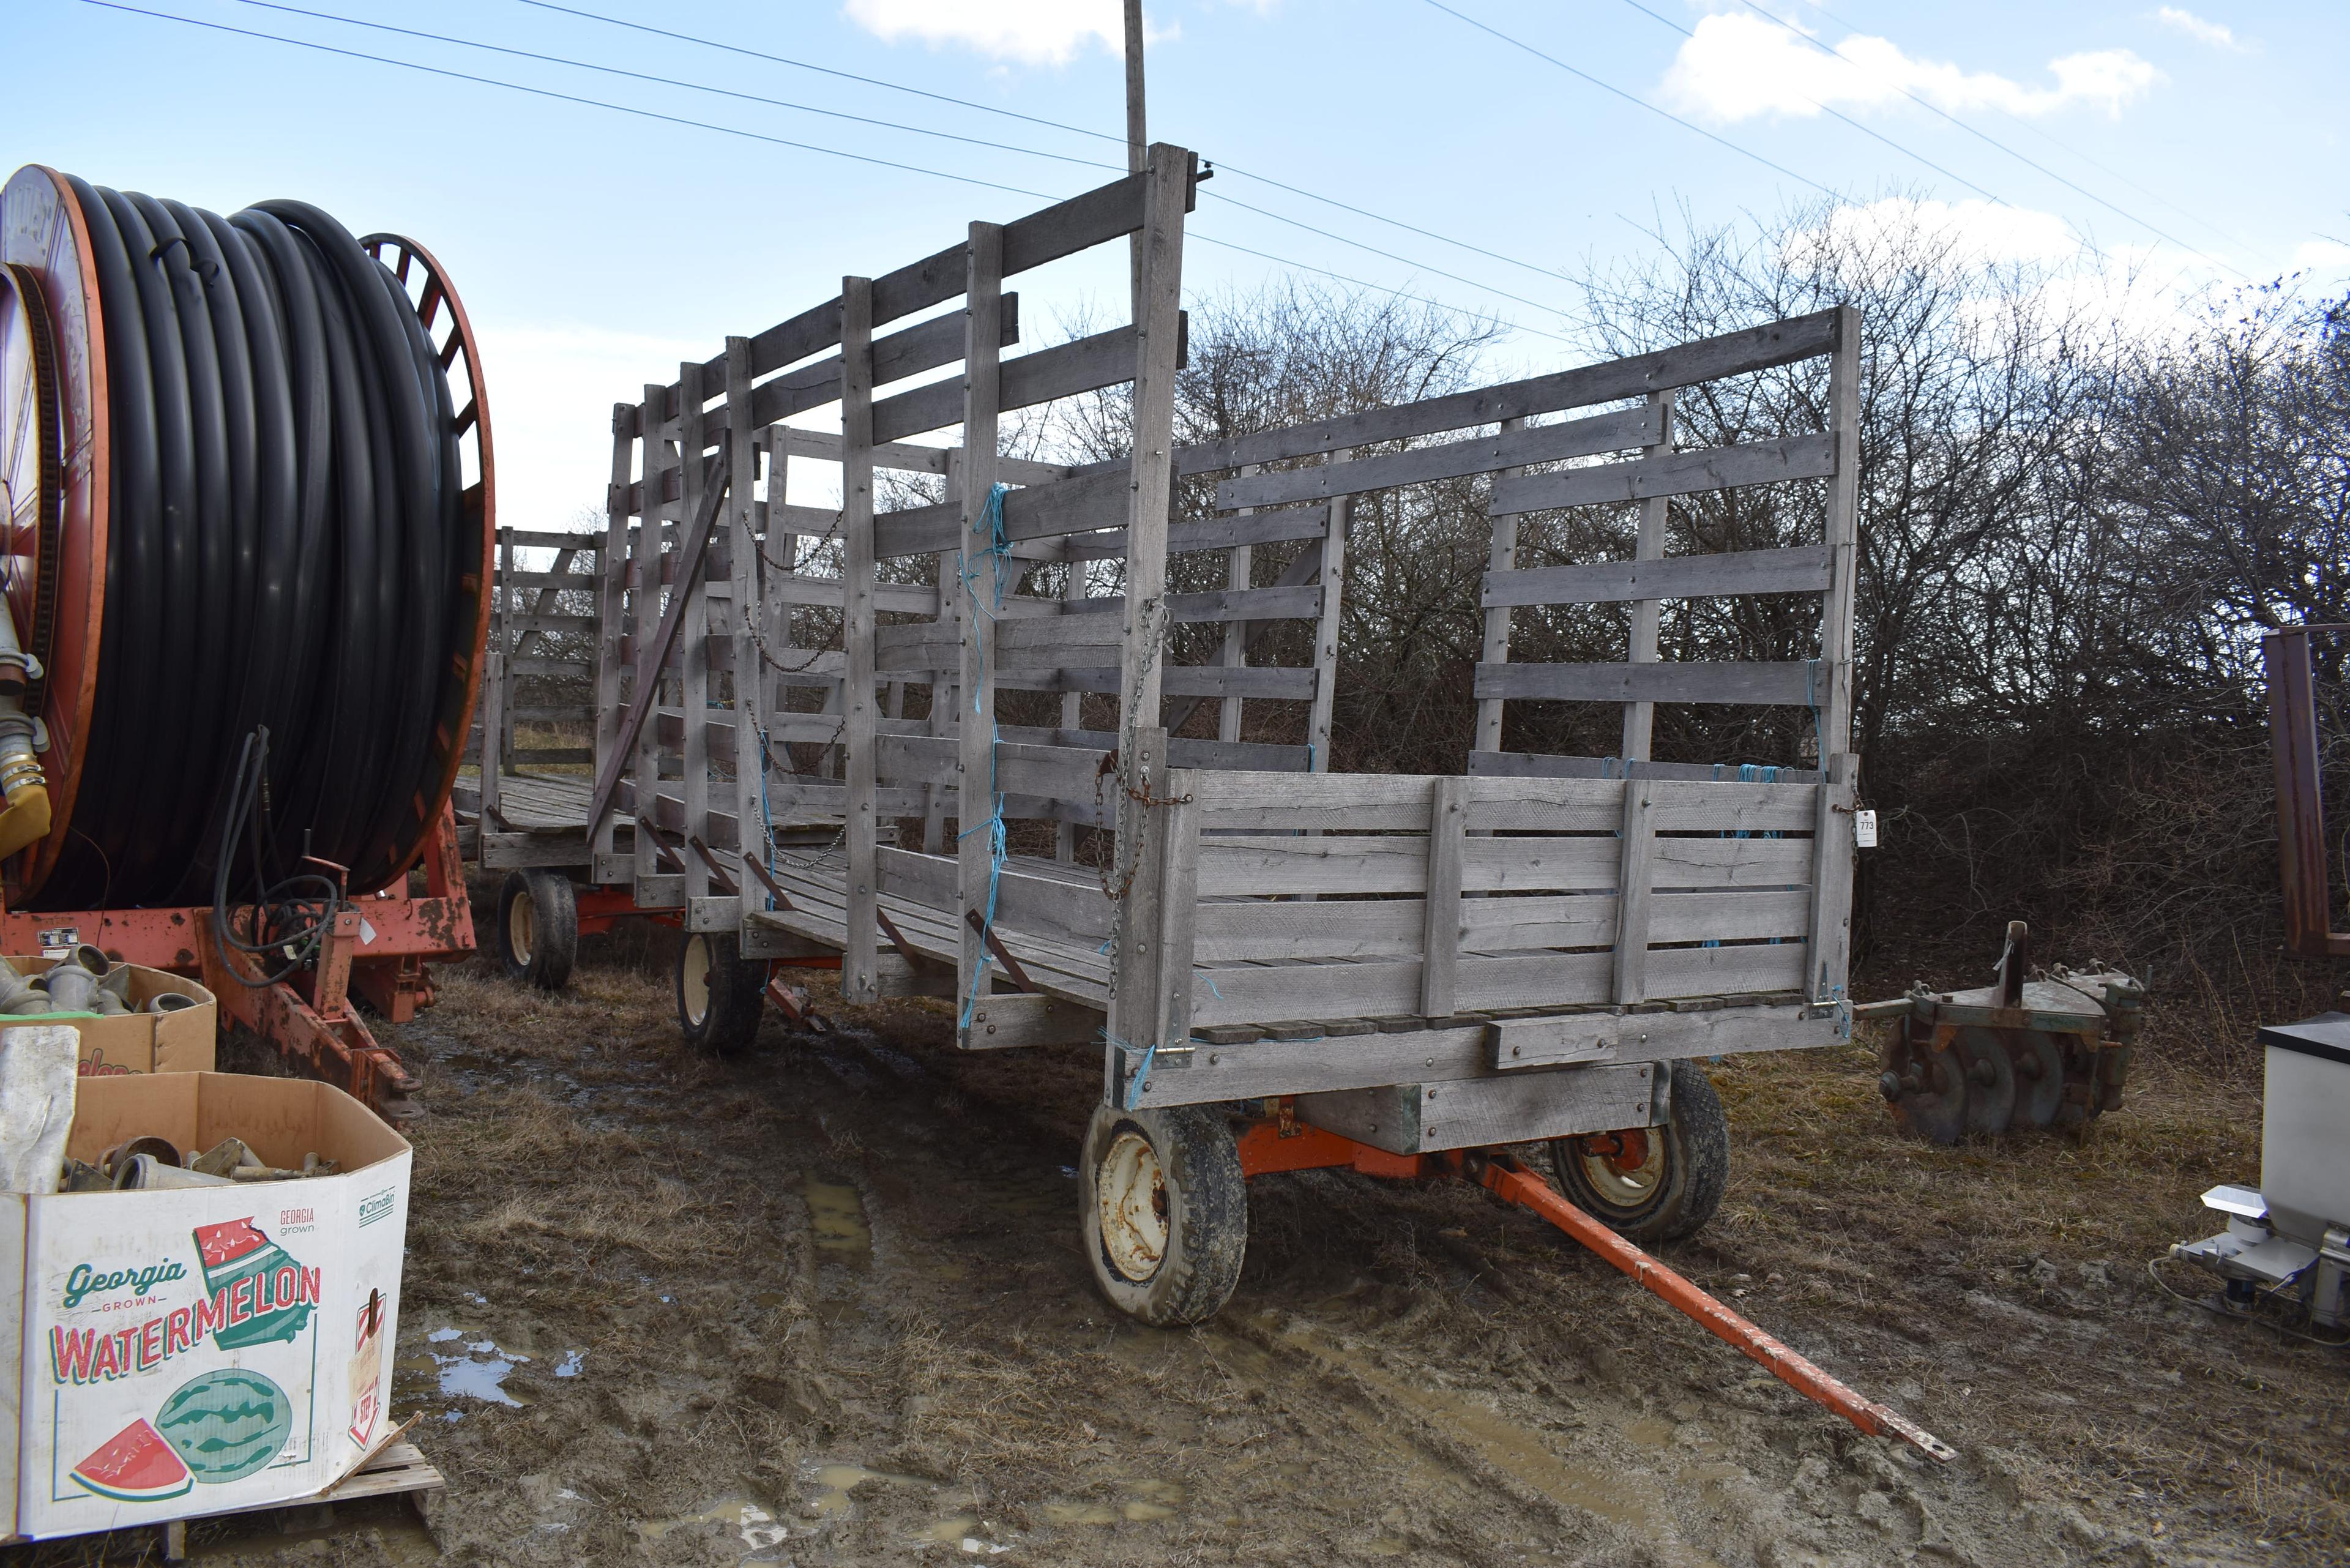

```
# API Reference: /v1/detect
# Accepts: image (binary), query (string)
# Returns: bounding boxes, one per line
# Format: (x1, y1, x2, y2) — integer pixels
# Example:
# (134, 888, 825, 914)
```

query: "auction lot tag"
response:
(1854, 809, 1879, 848)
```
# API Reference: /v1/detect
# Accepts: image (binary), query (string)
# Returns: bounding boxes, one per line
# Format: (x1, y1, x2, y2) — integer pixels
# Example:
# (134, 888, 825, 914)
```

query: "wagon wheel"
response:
(496, 869, 576, 990)
(361, 233, 496, 887)
(1080, 1102, 1248, 1326)
(1549, 1058, 1731, 1242)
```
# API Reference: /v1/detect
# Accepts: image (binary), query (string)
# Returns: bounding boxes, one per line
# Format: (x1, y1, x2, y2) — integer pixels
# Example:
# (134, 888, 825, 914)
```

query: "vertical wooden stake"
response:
(1153, 775, 1200, 1048)
(958, 223, 1005, 1026)
(761, 431, 796, 837)
(591, 403, 635, 861)
(1306, 486, 1349, 773)
(1612, 782, 1655, 1006)
(840, 278, 879, 1003)
(1110, 144, 1190, 925)
(631, 382, 669, 887)
(678, 360, 712, 904)
(1219, 465, 1257, 747)
(924, 450, 961, 857)
(1420, 775, 1467, 1017)
(1123, 0, 1147, 321)
(1621, 389, 1676, 763)
(1474, 419, 1524, 758)
(726, 337, 763, 890)
(1820, 304, 1862, 761)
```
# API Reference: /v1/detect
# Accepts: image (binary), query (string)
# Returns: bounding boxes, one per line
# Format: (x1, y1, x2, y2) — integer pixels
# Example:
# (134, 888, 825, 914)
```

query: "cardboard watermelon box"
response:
(0, 1072, 411, 1539)
(2, 955, 217, 1078)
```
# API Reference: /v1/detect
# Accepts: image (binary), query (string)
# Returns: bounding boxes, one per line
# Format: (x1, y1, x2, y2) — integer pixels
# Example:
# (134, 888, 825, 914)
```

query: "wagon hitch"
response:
(1460, 1150, 1956, 1463)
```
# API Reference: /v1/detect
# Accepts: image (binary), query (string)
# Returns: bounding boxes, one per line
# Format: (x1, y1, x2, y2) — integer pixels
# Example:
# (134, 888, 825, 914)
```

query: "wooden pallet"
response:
(159, 1441, 444, 1561)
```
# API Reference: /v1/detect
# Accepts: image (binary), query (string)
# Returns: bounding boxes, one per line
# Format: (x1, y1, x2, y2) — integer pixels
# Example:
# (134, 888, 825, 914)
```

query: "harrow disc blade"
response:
(2009, 1029, 2067, 1129)
(1885, 1036, 1969, 1145)
(1956, 1027, 2017, 1135)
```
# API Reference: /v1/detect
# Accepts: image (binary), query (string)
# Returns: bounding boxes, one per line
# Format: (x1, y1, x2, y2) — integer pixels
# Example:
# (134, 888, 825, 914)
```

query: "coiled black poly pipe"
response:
(34, 182, 465, 909)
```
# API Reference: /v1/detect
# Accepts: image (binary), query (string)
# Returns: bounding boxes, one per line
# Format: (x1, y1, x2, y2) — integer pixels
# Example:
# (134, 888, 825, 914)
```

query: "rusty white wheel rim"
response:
(1579, 1132, 1665, 1209)
(681, 934, 711, 1026)
(1097, 1129, 1168, 1282)
(506, 889, 534, 965)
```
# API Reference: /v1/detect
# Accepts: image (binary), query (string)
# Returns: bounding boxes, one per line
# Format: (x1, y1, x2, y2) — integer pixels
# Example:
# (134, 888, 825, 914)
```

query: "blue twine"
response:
(1304, 741, 1317, 772)
(1203, 974, 1223, 1000)
(1105, 1029, 1158, 1111)
(956, 484, 1015, 1034)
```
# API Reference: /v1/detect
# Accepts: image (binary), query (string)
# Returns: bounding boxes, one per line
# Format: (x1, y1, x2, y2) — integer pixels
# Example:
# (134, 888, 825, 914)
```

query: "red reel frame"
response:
(362, 231, 497, 895)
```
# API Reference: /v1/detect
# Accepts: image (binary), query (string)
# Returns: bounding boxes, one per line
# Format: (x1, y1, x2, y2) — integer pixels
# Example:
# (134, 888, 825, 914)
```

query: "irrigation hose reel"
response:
(0, 163, 493, 924)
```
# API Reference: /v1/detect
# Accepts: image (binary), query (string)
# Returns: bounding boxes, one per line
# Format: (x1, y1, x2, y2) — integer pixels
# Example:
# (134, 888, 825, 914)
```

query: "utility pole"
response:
(1124, 0, 1146, 319)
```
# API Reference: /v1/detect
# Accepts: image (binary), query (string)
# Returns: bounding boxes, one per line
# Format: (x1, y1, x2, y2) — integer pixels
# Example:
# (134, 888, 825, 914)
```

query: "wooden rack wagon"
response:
(464, 144, 1867, 1332)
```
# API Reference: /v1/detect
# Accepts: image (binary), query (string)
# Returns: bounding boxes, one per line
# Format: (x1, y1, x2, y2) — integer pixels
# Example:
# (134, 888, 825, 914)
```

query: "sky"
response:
(11, 0, 2346, 526)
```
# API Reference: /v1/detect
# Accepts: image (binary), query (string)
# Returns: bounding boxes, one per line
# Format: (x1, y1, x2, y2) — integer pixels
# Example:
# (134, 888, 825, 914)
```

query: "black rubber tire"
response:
(676, 931, 767, 1055)
(1546, 1058, 1729, 1244)
(1080, 1103, 1248, 1327)
(494, 870, 576, 991)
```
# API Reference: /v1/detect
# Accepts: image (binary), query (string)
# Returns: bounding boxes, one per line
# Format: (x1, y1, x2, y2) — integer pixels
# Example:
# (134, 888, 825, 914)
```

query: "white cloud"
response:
(1662, 14, 2163, 122)
(2154, 7, 2248, 51)
(472, 322, 711, 529)
(843, 0, 1173, 65)
(2292, 239, 2350, 278)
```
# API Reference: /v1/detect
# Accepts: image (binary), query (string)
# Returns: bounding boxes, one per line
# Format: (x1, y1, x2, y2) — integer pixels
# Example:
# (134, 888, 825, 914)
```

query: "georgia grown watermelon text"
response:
(50, 1219, 320, 1386)
(62, 1259, 188, 1309)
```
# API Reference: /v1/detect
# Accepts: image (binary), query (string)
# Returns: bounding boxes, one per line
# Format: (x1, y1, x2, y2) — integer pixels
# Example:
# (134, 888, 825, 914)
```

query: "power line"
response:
(237, 0, 1124, 174)
(83, 2, 1063, 199)
(80, 1, 1580, 352)
(513, 0, 1589, 291)
(1417, 0, 1841, 199)
(231, 0, 1586, 325)
(512, 0, 1128, 148)
(1190, 235, 1578, 343)
(1728, 0, 2248, 279)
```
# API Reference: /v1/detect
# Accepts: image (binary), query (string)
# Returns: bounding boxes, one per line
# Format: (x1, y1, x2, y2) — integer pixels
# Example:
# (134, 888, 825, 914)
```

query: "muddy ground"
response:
(17, 911, 2347, 1568)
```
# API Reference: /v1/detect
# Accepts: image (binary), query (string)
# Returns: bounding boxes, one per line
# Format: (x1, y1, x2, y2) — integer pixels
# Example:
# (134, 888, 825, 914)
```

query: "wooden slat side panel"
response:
(1188, 960, 1423, 1026)
(1458, 887, 1812, 949)
(1468, 777, 1816, 832)
(1483, 545, 1833, 609)
(1174, 310, 1839, 474)
(1447, 951, 1617, 1013)
(1193, 900, 1428, 962)
(1491, 432, 1837, 516)
(1473, 660, 1816, 707)
(1215, 404, 1657, 510)
(1195, 837, 1428, 897)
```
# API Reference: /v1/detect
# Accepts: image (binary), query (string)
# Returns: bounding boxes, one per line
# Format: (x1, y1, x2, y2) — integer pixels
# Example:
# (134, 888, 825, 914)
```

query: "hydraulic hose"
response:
(30, 181, 468, 909)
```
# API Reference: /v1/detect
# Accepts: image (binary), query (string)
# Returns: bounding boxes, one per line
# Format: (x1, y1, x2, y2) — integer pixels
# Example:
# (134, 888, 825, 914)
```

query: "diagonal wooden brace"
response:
(584, 436, 734, 839)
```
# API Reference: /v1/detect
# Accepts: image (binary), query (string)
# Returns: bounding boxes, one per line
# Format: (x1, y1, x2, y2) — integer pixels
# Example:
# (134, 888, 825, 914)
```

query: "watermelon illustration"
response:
(156, 1370, 292, 1484)
(71, 1417, 194, 1503)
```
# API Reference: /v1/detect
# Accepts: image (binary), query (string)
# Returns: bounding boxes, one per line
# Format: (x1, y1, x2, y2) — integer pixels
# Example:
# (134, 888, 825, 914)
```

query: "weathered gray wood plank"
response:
(1483, 545, 1831, 610)
(1173, 310, 1838, 475)
(840, 276, 880, 1004)
(1473, 660, 1815, 707)
(1420, 776, 1468, 1016)
(1216, 403, 1655, 510)
(1492, 431, 1836, 516)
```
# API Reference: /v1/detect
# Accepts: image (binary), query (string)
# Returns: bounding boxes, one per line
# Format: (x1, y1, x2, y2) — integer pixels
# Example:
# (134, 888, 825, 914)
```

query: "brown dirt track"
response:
(15, 914, 2346, 1567)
